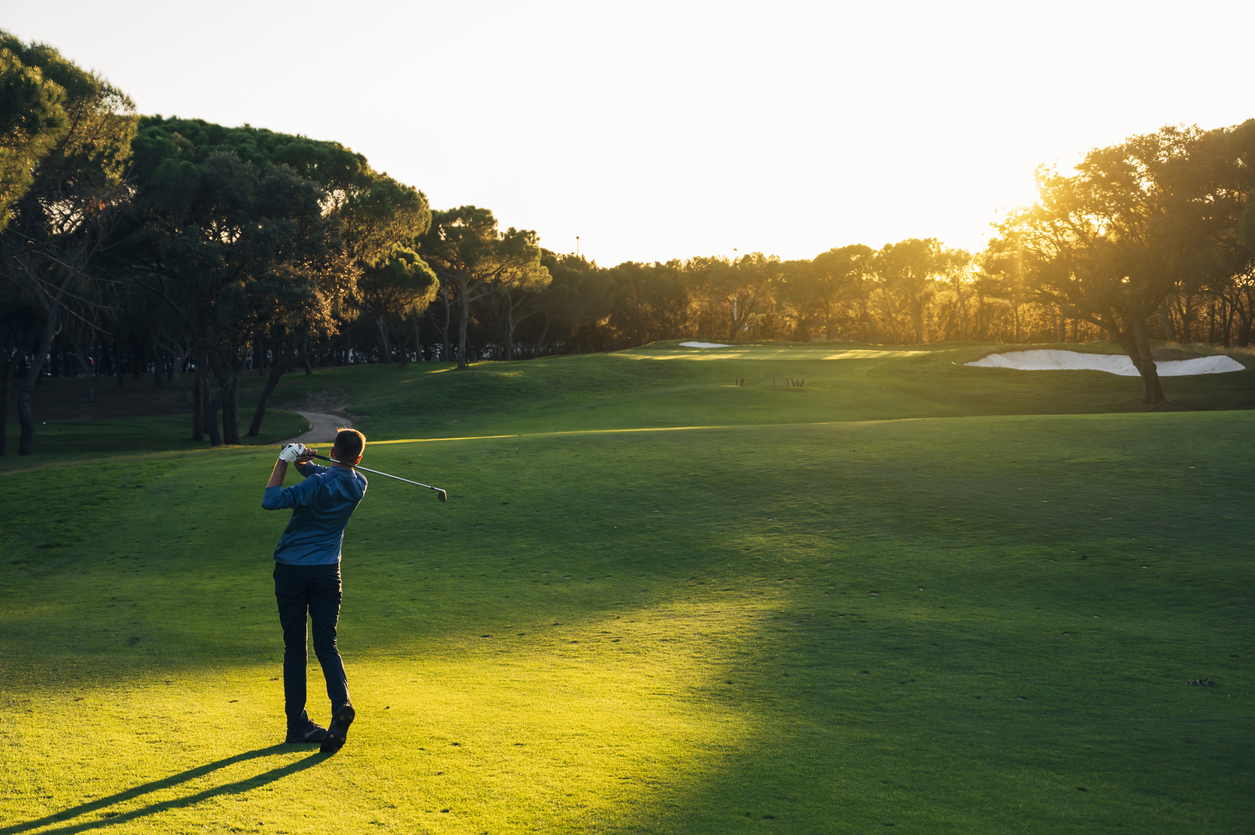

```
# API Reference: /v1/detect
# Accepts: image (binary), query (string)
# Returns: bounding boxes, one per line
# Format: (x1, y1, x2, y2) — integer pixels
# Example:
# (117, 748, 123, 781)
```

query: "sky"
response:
(6, 0, 1253, 267)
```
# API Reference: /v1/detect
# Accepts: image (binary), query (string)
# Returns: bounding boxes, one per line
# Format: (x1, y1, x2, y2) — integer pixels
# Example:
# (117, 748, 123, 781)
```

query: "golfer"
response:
(263, 428, 368, 753)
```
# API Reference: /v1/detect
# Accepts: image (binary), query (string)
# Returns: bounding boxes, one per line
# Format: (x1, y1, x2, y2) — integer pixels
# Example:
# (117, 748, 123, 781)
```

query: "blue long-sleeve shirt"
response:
(263, 462, 368, 565)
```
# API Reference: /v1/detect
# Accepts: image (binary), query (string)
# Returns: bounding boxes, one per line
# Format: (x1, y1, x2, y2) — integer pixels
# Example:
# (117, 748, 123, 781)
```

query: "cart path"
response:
(282, 411, 353, 445)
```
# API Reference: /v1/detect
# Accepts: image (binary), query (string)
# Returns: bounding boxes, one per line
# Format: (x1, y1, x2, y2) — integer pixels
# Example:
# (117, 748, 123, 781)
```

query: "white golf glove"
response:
(279, 443, 305, 463)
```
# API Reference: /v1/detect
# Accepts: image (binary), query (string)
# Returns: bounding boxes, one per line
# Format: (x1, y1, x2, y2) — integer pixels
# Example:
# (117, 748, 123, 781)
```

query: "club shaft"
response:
(313, 454, 443, 493)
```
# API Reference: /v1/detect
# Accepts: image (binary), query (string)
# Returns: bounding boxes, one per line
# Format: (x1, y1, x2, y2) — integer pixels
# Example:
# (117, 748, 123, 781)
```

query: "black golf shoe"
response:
(285, 719, 328, 744)
(320, 704, 355, 753)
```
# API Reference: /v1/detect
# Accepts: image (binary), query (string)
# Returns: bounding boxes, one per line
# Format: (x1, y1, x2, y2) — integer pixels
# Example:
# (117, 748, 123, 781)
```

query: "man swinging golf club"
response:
(263, 428, 367, 753)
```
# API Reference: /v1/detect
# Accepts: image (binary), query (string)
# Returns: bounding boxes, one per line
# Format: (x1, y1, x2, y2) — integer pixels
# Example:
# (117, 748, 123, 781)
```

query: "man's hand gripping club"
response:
(269, 443, 317, 487)
(279, 443, 316, 463)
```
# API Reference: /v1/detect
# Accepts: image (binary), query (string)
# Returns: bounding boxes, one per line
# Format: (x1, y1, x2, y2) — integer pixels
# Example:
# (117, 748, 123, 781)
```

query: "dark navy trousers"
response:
(273, 561, 350, 727)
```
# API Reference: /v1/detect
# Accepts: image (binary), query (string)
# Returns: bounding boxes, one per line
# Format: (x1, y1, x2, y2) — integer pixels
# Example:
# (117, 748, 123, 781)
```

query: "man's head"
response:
(331, 428, 366, 466)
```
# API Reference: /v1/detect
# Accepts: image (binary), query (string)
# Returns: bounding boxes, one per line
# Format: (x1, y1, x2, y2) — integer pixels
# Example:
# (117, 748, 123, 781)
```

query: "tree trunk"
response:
(18, 340, 53, 455)
(504, 297, 515, 360)
(879, 289, 900, 344)
(248, 361, 288, 437)
(172, 350, 187, 403)
(17, 282, 69, 455)
(375, 316, 392, 364)
(440, 285, 454, 362)
(222, 363, 241, 445)
(397, 325, 411, 368)
(113, 335, 125, 387)
(860, 298, 878, 344)
(76, 345, 96, 404)
(1, 348, 21, 456)
(205, 394, 222, 445)
(534, 313, 551, 358)
(1234, 298, 1252, 347)
(412, 316, 424, 363)
(151, 333, 164, 388)
(457, 280, 471, 368)
(1158, 300, 1177, 343)
(1118, 322, 1166, 404)
(248, 333, 327, 437)
(193, 345, 209, 442)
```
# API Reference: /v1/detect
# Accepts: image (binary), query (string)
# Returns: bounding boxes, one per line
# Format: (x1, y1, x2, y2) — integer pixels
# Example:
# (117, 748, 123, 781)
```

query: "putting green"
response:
(2, 342, 1252, 833)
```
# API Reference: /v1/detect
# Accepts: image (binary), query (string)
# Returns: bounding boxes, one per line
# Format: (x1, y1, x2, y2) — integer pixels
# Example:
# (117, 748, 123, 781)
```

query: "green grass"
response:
(2, 341, 1252, 833)
(246, 340, 1255, 441)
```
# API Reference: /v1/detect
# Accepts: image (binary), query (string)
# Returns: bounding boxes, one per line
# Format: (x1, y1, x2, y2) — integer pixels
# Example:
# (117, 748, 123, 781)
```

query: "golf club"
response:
(311, 453, 447, 502)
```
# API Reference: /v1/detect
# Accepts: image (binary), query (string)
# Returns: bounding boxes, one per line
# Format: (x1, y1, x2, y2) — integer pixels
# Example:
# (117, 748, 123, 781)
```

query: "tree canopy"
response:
(995, 123, 1255, 402)
(1, 29, 136, 454)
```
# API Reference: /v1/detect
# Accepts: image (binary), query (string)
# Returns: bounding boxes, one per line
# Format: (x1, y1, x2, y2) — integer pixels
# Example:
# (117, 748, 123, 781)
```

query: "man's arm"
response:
(267, 459, 289, 488)
(264, 446, 318, 507)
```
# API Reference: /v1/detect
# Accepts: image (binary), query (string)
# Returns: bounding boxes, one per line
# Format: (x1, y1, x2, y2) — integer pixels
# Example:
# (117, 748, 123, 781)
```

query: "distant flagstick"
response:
(312, 453, 447, 503)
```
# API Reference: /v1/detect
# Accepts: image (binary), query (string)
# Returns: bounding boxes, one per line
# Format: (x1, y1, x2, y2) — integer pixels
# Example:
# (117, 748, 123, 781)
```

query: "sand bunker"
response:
(679, 341, 732, 348)
(966, 349, 1245, 377)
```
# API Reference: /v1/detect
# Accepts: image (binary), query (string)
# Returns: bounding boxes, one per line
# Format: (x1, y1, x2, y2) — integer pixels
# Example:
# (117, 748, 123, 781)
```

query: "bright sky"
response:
(7, 0, 1253, 267)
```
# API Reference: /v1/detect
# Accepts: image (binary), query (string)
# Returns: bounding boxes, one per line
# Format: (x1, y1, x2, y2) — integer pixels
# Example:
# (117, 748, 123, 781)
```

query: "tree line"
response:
(3, 31, 1253, 454)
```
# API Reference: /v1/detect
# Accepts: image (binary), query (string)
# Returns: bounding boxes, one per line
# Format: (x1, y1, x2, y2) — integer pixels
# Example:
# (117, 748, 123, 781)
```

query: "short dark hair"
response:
(334, 428, 365, 461)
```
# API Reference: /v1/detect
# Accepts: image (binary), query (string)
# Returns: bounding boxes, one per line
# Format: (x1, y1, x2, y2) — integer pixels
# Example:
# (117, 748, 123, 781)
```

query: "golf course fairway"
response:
(2, 341, 1252, 834)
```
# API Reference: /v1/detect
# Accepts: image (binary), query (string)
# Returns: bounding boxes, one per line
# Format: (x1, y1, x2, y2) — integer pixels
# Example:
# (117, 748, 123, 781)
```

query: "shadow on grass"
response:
(0, 744, 326, 835)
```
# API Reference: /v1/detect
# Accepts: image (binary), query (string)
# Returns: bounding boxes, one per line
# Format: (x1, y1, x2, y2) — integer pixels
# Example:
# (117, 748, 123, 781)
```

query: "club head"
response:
(437, 490, 448, 503)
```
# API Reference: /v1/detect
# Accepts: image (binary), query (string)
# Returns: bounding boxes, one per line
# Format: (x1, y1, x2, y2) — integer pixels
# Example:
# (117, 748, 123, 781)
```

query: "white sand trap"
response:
(679, 341, 732, 348)
(966, 349, 1246, 377)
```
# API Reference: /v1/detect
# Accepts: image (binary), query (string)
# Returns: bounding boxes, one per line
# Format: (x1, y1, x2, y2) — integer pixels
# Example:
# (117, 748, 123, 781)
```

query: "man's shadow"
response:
(2, 744, 327, 835)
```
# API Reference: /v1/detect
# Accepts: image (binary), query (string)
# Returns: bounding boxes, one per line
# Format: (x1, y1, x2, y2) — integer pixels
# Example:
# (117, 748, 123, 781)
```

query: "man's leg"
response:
(308, 562, 354, 753)
(307, 562, 350, 712)
(274, 563, 311, 728)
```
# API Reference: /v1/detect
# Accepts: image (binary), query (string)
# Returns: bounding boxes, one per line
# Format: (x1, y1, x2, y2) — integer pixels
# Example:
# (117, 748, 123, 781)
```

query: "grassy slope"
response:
(247, 341, 1254, 443)
(1, 342, 1252, 834)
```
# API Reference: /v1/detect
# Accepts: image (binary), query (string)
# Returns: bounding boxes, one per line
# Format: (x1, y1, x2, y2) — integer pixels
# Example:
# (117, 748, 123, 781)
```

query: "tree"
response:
(1179, 120, 1255, 347)
(124, 117, 430, 438)
(355, 245, 439, 363)
(494, 254, 552, 359)
(775, 259, 819, 341)
(606, 260, 690, 346)
(529, 253, 592, 356)
(0, 32, 135, 455)
(686, 253, 780, 342)
(996, 125, 1240, 403)
(0, 278, 42, 454)
(0, 35, 70, 230)
(126, 151, 352, 444)
(975, 238, 1035, 343)
(873, 238, 942, 344)
(132, 118, 431, 271)
(420, 206, 547, 367)
(549, 254, 614, 354)
(937, 248, 975, 341)
(810, 244, 875, 340)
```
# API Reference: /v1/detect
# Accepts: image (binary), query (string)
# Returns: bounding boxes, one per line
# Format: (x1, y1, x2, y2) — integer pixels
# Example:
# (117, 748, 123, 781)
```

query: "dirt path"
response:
(282, 411, 353, 445)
